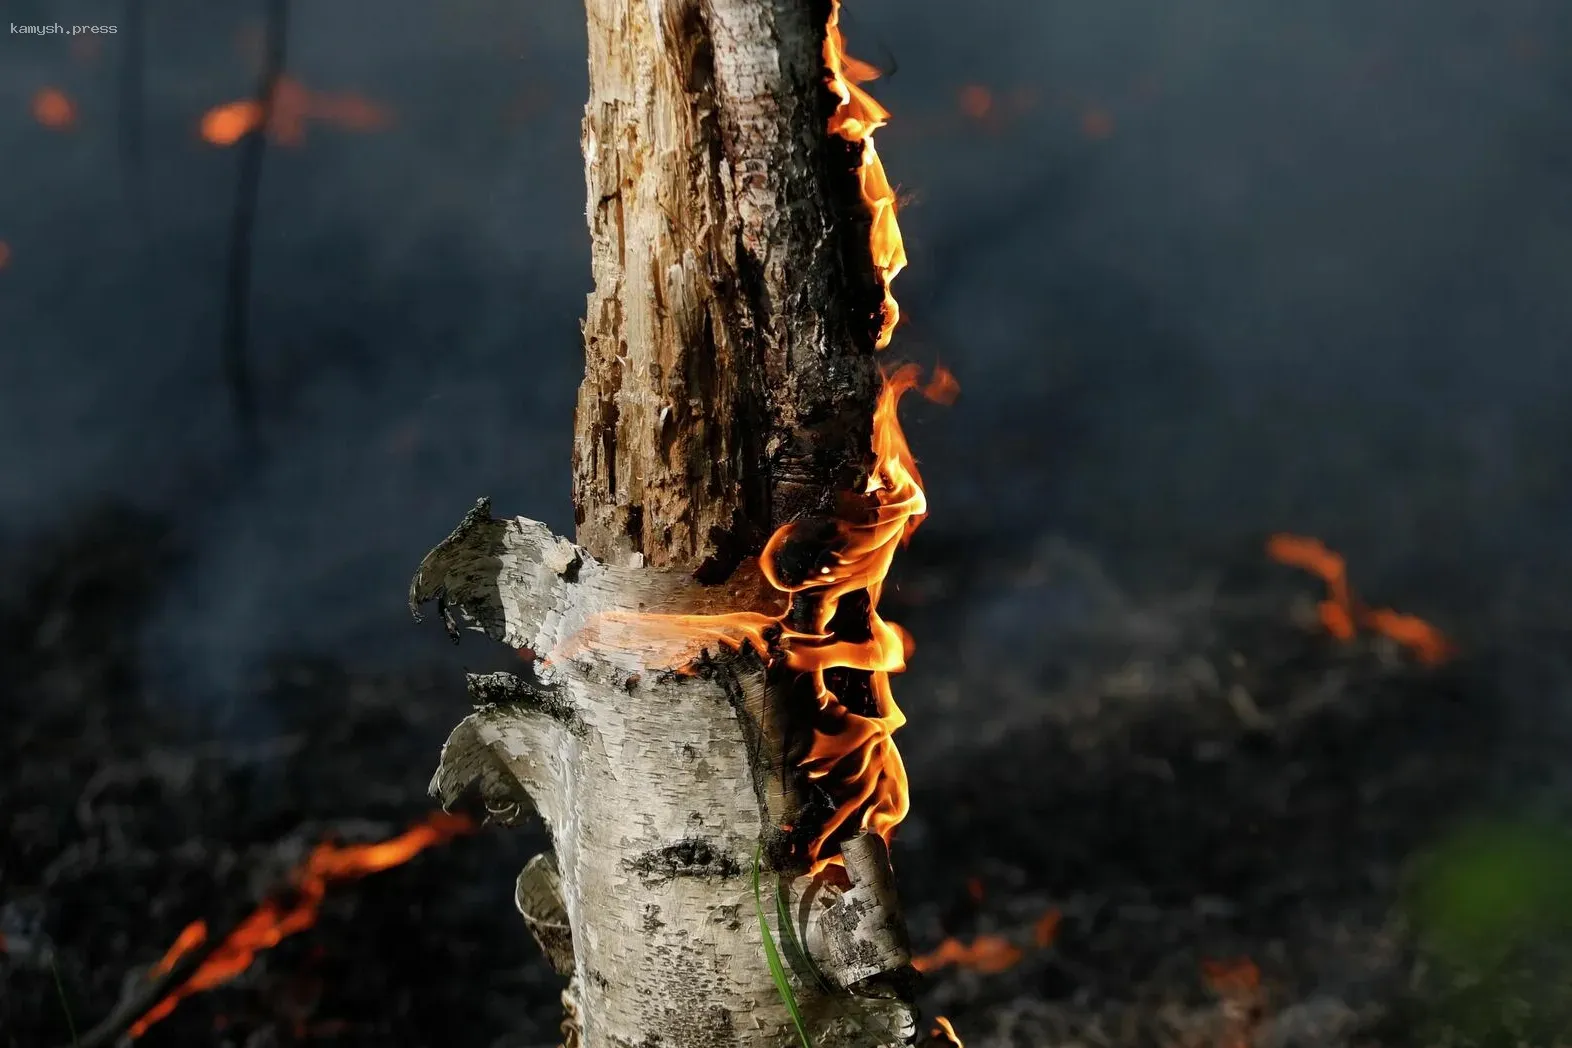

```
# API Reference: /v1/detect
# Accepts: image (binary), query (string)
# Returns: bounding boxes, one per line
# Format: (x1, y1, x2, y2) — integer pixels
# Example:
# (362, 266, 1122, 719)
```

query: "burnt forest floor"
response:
(5, 504, 1572, 1048)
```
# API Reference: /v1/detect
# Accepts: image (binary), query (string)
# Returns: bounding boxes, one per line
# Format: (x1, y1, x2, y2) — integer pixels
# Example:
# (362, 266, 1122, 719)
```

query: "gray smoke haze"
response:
(2, 0, 1569, 704)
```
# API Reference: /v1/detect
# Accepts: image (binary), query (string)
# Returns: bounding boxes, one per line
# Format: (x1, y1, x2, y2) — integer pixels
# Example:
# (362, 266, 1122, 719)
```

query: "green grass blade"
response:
(773, 867, 895, 1045)
(754, 842, 814, 1048)
(49, 954, 80, 1046)
(775, 878, 833, 994)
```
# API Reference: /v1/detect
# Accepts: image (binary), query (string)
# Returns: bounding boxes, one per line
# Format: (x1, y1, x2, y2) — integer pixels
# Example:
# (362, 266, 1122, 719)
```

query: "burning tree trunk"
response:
(412, 2, 941, 1045)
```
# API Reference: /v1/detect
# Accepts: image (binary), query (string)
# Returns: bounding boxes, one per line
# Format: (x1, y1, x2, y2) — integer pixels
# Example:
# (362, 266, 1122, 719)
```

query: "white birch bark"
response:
(412, 502, 918, 1047)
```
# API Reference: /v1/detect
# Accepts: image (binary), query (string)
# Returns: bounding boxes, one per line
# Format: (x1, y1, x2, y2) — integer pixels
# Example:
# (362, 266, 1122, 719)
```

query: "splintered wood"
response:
(573, 0, 881, 568)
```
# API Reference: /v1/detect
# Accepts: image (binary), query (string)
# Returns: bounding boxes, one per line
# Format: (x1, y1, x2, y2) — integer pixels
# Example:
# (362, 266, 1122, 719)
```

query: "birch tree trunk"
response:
(411, 1, 919, 1045)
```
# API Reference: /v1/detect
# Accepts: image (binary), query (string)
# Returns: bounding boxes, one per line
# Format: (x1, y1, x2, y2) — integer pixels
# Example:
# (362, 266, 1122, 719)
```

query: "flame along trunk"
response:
(564, 1, 955, 876)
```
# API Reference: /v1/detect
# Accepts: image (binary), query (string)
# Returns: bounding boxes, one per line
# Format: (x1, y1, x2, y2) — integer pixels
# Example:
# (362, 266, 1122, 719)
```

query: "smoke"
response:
(2, 0, 1569, 703)
(867, 0, 1572, 606)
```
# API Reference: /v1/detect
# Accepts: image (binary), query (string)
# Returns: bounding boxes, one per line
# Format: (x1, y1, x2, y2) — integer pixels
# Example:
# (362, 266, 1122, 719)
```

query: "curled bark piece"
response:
(796, 832, 913, 989)
(430, 702, 557, 830)
(517, 852, 575, 976)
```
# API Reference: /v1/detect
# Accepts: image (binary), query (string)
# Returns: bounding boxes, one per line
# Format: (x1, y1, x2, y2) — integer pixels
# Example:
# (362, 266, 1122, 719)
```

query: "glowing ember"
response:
(932, 1016, 965, 1046)
(825, 0, 906, 348)
(200, 77, 391, 148)
(32, 87, 77, 130)
(0, 241, 11, 270)
(913, 934, 1022, 975)
(129, 812, 472, 1038)
(1267, 533, 1453, 664)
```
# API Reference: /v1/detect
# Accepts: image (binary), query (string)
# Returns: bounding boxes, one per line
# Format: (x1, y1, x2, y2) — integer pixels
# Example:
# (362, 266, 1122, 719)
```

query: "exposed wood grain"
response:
(574, 0, 882, 570)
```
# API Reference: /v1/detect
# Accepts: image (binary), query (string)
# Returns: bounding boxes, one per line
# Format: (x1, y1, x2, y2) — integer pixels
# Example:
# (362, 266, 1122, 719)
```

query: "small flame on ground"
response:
(825, 0, 906, 348)
(129, 812, 472, 1038)
(913, 934, 1022, 974)
(32, 88, 77, 130)
(931, 1016, 965, 1046)
(913, 908, 1060, 974)
(200, 77, 391, 147)
(1267, 534, 1453, 664)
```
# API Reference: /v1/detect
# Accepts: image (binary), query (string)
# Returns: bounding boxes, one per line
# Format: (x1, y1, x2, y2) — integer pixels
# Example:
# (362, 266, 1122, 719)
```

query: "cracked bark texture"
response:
(413, 506, 915, 1047)
(574, 0, 882, 569)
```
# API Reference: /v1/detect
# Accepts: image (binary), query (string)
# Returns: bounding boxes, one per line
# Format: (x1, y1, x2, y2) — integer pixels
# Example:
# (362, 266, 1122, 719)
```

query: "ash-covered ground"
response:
(5, 0, 1572, 1045)
(6, 508, 1572, 1047)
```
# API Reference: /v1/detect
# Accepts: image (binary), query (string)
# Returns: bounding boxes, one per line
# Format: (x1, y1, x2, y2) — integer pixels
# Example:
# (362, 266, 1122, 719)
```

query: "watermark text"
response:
(11, 23, 120, 36)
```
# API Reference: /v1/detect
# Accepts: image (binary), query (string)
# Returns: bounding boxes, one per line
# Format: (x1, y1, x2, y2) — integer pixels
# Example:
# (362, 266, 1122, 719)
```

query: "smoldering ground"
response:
(3, 0, 1571, 1045)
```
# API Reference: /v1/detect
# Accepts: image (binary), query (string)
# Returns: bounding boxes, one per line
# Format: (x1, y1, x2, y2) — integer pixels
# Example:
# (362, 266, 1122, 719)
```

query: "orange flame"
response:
(932, 1016, 965, 1046)
(1266, 534, 1453, 664)
(913, 934, 1022, 974)
(825, 0, 906, 348)
(913, 907, 1060, 975)
(129, 812, 472, 1038)
(32, 88, 77, 130)
(200, 77, 391, 147)
(201, 101, 266, 147)
(577, 366, 953, 870)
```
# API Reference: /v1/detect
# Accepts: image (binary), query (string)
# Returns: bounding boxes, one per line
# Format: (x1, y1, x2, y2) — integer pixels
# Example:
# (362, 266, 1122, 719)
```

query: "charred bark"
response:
(416, 0, 916, 1045)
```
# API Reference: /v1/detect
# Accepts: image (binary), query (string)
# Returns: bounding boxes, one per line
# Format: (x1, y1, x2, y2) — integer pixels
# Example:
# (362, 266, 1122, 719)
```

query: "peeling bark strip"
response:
(575, 0, 883, 569)
(416, 511, 915, 1047)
